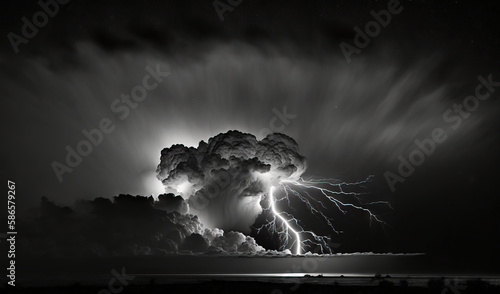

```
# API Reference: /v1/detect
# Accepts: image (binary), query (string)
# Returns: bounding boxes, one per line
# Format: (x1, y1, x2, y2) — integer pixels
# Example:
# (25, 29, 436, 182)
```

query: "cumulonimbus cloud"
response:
(156, 130, 307, 233)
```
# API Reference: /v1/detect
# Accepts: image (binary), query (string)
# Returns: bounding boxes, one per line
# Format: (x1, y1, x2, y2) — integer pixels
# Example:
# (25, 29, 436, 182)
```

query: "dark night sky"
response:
(1, 0, 500, 264)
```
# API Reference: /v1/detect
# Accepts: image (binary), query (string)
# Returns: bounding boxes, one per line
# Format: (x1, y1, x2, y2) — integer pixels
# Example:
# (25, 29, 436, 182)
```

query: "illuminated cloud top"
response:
(156, 130, 307, 233)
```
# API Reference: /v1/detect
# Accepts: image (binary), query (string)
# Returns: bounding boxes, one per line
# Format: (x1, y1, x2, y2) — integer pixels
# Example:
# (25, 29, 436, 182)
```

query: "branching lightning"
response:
(256, 175, 391, 255)
(267, 186, 302, 255)
(158, 131, 391, 255)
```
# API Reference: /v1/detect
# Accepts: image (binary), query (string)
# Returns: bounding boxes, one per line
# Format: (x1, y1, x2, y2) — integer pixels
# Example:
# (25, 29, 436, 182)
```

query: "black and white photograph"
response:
(1, 0, 500, 293)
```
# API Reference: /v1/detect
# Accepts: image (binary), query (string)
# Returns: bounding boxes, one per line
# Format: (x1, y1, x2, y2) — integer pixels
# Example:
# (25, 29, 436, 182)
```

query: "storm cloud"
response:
(18, 194, 265, 257)
(156, 130, 306, 233)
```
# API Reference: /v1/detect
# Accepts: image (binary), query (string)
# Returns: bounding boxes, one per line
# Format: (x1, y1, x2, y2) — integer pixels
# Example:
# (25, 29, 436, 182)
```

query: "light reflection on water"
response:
(19, 273, 500, 288)
(133, 273, 374, 277)
(129, 273, 500, 288)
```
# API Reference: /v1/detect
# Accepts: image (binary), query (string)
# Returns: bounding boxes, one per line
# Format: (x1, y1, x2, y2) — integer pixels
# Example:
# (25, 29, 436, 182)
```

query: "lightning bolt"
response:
(256, 175, 391, 255)
(268, 186, 302, 255)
